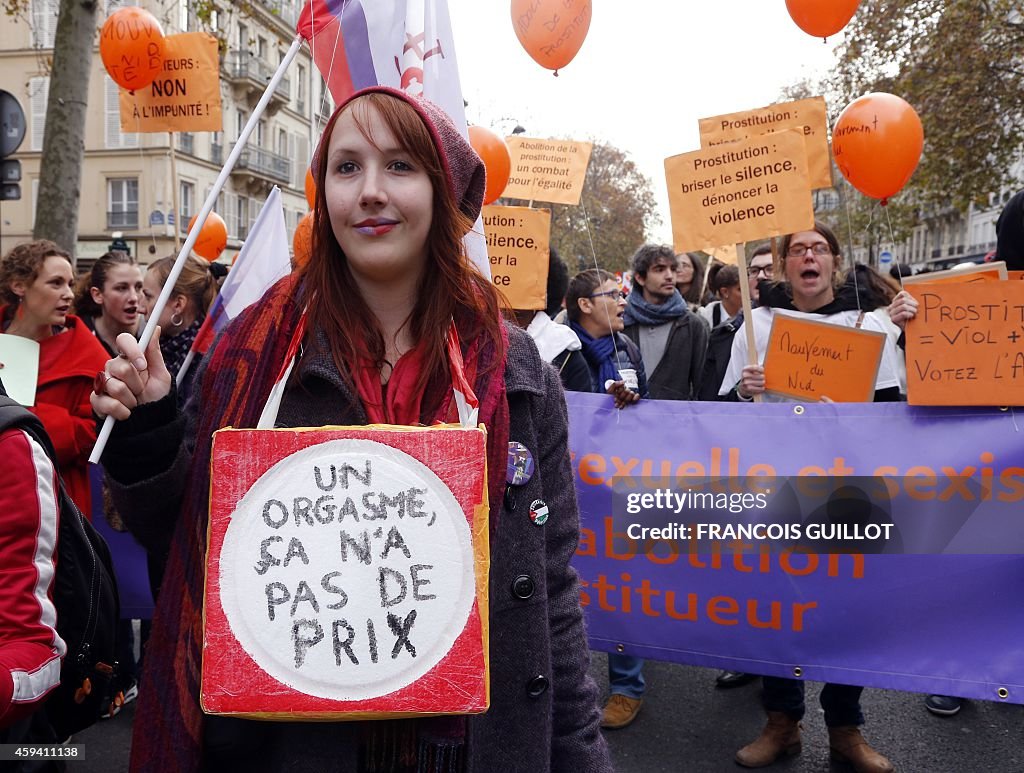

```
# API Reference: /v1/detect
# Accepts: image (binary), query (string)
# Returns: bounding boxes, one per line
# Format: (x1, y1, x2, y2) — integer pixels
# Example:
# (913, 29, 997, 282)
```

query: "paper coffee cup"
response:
(618, 368, 639, 392)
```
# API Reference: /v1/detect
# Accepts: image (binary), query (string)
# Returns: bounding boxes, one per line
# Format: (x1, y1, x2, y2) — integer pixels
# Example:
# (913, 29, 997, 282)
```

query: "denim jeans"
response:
(762, 677, 864, 727)
(608, 654, 645, 699)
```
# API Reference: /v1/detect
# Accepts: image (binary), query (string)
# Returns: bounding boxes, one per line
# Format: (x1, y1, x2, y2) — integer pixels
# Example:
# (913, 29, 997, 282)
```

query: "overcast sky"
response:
(447, 1, 847, 243)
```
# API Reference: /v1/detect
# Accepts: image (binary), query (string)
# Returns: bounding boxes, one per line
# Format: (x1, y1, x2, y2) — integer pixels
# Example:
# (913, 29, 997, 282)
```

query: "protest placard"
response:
(503, 137, 592, 205)
(762, 314, 885, 402)
(202, 426, 489, 718)
(699, 97, 832, 190)
(119, 32, 222, 133)
(665, 129, 815, 253)
(903, 261, 1007, 286)
(703, 245, 738, 265)
(483, 205, 550, 309)
(905, 282, 1024, 406)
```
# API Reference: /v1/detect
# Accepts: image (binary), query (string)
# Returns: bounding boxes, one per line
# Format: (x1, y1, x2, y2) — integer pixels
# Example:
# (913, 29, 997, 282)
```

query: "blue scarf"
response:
(622, 286, 686, 326)
(568, 320, 620, 391)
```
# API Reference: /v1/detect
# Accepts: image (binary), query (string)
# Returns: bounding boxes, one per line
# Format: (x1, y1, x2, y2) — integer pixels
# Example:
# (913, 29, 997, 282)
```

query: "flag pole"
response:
(90, 34, 306, 464)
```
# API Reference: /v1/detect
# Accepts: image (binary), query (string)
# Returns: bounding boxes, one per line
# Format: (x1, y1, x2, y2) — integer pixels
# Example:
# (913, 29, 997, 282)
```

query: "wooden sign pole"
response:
(735, 241, 762, 403)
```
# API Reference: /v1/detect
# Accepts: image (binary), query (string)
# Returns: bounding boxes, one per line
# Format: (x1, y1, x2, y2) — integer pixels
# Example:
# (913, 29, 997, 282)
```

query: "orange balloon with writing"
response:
(100, 7, 167, 92)
(293, 212, 314, 269)
(832, 93, 924, 205)
(188, 212, 228, 261)
(468, 126, 511, 206)
(785, 0, 861, 39)
(304, 168, 316, 209)
(510, 0, 592, 74)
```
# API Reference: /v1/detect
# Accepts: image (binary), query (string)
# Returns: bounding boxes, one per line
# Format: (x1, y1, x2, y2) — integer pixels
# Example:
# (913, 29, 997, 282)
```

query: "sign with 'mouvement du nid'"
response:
(763, 315, 885, 403)
(665, 128, 814, 252)
(119, 32, 222, 133)
(698, 97, 832, 190)
(203, 426, 489, 719)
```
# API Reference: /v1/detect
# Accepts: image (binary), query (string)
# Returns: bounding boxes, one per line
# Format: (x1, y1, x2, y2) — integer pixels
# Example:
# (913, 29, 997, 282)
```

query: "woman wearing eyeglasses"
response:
(719, 222, 896, 772)
(718, 221, 901, 404)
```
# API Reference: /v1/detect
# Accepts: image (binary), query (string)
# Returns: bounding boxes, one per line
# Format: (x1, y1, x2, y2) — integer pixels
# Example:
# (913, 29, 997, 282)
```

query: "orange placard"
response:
(902, 261, 1007, 286)
(905, 282, 1024, 406)
(665, 129, 814, 253)
(482, 205, 550, 310)
(503, 137, 592, 205)
(762, 314, 885, 402)
(699, 97, 832, 190)
(1009, 271, 1024, 281)
(119, 32, 222, 133)
(703, 245, 738, 265)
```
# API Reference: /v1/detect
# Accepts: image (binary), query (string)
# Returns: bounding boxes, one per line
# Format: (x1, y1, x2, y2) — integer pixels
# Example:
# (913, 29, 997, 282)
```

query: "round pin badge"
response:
(506, 441, 535, 486)
(529, 499, 549, 526)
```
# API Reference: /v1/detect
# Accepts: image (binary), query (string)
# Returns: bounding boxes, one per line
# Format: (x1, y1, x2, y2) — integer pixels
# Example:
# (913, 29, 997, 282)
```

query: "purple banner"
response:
(89, 464, 155, 619)
(566, 394, 1024, 704)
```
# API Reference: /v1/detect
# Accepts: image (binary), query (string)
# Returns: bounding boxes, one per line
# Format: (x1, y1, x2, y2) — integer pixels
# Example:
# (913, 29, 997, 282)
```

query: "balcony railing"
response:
(234, 142, 292, 185)
(226, 51, 291, 101)
(107, 210, 138, 229)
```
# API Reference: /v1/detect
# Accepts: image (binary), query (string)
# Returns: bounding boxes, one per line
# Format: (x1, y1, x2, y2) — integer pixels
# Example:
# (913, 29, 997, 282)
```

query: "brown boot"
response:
(734, 711, 802, 768)
(828, 726, 894, 773)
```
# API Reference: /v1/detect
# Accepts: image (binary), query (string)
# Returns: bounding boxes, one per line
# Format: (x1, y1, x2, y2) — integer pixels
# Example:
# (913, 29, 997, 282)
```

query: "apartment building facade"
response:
(0, 0, 330, 264)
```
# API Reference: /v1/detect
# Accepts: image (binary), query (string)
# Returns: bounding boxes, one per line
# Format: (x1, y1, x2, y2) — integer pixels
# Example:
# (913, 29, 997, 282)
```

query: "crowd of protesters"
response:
(2, 90, 1022, 770)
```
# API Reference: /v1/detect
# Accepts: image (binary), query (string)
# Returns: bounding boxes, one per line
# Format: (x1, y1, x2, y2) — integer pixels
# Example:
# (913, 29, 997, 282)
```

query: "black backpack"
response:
(0, 395, 120, 739)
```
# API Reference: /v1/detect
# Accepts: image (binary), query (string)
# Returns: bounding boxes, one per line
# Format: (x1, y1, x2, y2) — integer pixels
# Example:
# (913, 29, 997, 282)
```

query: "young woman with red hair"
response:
(92, 87, 611, 773)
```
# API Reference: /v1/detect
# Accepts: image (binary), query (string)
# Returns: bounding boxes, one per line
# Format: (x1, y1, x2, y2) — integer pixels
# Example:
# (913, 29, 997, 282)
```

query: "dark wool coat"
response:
(623, 310, 709, 401)
(106, 323, 613, 773)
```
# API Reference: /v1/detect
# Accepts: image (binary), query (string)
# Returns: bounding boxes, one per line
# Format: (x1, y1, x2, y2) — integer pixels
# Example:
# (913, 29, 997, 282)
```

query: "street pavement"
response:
(71, 653, 1022, 772)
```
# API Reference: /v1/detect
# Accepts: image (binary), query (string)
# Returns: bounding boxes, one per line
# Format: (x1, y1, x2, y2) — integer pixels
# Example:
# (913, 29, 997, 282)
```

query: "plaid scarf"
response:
(130, 275, 508, 773)
(160, 318, 202, 379)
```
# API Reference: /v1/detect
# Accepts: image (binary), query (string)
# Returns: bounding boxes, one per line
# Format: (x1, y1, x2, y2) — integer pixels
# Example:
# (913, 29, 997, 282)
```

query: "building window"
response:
(31, 0, 58, 48)
(108, 178, 139, 230)
(180, 181, 195, 231)
(297, 64, 306, 113)
(29, 76, 48, 151)
(105, 77, 138, 148)
(236, 195, 249, 239)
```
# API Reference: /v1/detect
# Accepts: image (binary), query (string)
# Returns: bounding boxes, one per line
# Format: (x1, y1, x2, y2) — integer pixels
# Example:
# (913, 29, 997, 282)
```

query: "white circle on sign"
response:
(218, 438, 476, 701)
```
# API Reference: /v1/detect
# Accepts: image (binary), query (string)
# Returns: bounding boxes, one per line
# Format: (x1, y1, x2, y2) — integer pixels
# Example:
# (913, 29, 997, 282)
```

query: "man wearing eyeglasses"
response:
(747, 244, 775, 305)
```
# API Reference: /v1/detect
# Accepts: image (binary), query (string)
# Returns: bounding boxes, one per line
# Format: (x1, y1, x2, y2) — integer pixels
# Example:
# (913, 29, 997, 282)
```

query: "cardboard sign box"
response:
(203, 424, 489, 719)
(905, 282, 1024, 406)
(483, 204, 550, 310)
(902, 261, 1007, 286)
(763, 314, 885, 403)
(503, 137, 592, 205)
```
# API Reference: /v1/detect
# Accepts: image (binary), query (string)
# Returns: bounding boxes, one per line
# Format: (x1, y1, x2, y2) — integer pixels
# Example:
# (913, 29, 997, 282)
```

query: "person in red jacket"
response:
(0, 240, 109, 516)
(0, 378, 66, 731)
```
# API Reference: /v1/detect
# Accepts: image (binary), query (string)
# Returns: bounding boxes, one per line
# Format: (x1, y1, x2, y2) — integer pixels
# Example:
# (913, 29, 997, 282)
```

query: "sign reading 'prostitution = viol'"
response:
(665, 128, 814, 252)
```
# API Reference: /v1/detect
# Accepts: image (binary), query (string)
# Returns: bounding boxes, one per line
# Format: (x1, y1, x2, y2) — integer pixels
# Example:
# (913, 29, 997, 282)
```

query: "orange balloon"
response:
(293, 212, 314, 269)
(511, 0, 591, 73)
(468, 126, 511, 206)
(304, 168, 316, 209)
(832, 93, 924, 204)
(785, 0, 860, 38)
(100, 7, 166, 92)
(188, 212, 228, 261)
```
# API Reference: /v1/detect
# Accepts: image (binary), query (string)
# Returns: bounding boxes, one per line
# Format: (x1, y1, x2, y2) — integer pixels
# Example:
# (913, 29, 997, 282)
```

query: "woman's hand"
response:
(605, 380, 641, 410)
(737, 364, 765, 400)
(889, 290, 918, 331)
(91, 329, 172, 420)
